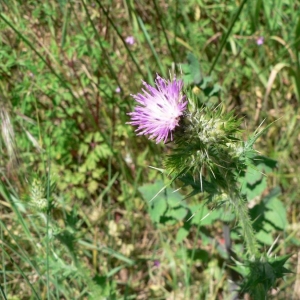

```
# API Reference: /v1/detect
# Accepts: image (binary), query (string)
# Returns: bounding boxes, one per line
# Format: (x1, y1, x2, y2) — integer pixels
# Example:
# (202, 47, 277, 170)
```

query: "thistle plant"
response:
(128, 73, 291, 297)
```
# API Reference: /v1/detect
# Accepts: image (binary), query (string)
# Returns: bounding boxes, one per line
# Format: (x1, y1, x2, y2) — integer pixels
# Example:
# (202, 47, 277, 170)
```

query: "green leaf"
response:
(220, 210, 235, 222)
(186, 52, 202, 84)
(87, 180, 98, 194)
(245, 167, 263, 186)
(186, 248, 209, 262)
(182, 53, 202, 85)
(176, 227, 189, 243)
(150, 200, 167, 223)
(190, 204, 220, 226)
(255, 230, 273, 245)
(246, 177, 267, 200)
(239, 156, 277, 200)
(264, 197, 287, 230)
(139, 180, 186, 224)
(166, 207, 187, 221)
(167, 193, 184, 208)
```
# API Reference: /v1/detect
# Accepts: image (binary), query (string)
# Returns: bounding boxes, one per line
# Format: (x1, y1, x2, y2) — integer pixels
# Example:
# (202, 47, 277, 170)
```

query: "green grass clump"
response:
(0, 0, 299, 299)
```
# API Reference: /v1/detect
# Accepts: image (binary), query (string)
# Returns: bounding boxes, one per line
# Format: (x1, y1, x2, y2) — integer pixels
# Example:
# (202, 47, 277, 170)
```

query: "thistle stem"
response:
(230, 192, 259, 258)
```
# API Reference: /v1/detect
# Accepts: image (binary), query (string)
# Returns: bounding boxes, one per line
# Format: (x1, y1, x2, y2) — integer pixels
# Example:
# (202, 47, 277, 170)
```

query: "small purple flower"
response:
(153, 260, 160, 267)
(125, 36, 135, 45)
(115, 86, 121, 93)
(127, 75, 187, 144)
(256, 36, 264, 46)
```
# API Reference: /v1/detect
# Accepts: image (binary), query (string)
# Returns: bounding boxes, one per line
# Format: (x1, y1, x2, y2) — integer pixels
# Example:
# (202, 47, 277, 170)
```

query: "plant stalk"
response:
(230, 192, 259, 258)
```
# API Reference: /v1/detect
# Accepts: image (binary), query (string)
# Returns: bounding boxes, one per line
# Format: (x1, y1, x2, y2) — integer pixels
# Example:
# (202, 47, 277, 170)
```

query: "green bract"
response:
(165, 93, 243, 194)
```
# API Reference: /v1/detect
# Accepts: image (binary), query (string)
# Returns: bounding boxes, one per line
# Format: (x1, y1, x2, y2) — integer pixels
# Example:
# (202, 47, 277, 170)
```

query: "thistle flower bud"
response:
(165, 101, 243, 193)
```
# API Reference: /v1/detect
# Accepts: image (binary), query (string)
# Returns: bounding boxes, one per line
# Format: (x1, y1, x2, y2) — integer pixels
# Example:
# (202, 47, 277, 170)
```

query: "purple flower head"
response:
(127, 75, 187, 144)
(125, 36, 135, 45)
(153, 260, 160, 267)
(256, 36, 264, 46)
(115, 86, 121, 93)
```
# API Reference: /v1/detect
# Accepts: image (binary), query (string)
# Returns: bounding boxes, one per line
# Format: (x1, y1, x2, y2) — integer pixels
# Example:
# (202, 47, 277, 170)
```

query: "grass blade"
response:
(137, 16, 166, 77)
(209, 0, 248, 75)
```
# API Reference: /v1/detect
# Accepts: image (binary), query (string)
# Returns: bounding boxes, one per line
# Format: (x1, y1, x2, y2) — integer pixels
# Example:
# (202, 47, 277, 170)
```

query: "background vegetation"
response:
(0, 0, 299, 299)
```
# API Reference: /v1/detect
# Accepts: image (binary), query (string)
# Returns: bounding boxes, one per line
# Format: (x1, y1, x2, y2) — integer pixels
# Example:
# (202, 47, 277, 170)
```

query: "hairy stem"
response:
(230, 192, 259, 257)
